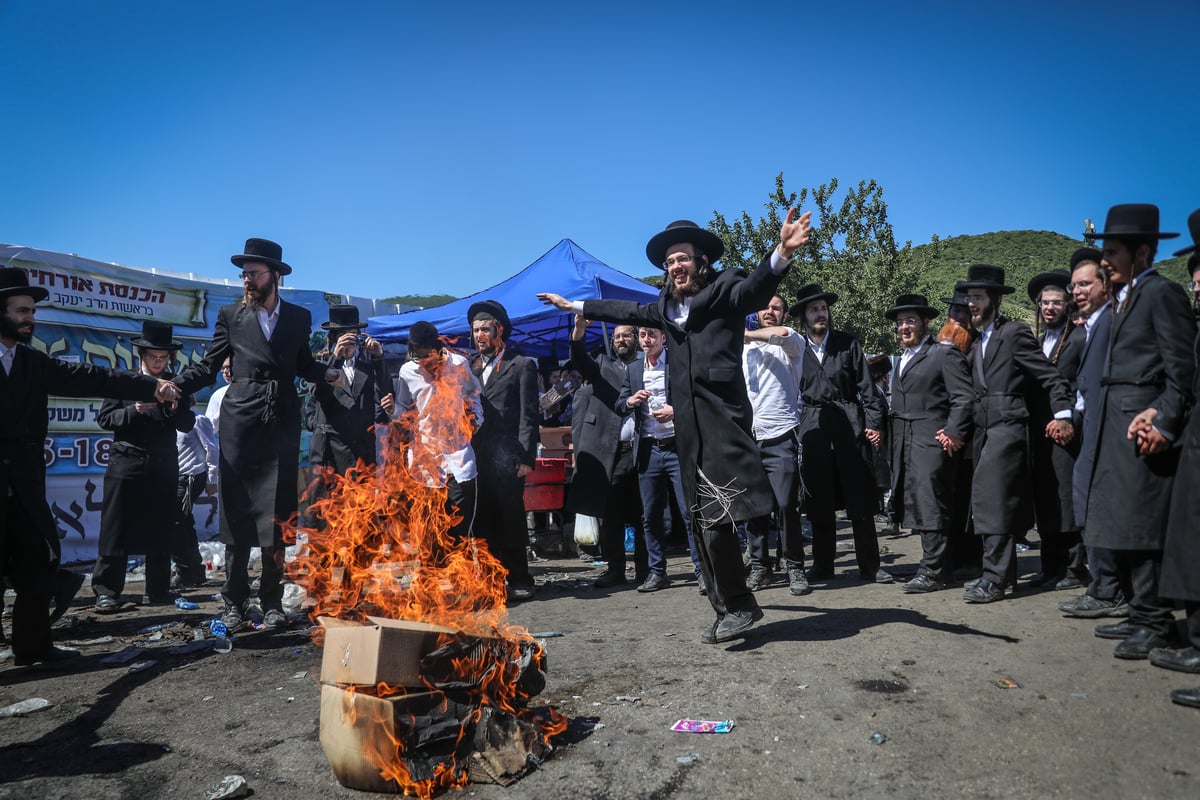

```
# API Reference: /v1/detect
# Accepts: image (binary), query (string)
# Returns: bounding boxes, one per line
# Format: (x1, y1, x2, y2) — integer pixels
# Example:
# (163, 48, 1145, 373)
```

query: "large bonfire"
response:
(286, 351, 567, 797)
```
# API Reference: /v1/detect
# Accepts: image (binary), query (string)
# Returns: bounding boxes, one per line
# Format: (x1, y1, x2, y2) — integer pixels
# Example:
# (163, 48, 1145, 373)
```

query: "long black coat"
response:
(1027, 324, 1084, 533)
(584, 255, 785, 525)
(175, 301, 329, 548)
(888, 338, 973, 531)
(968, 317, 1073, 536)
(307, 354, 389, 472)
(1087, 273, 1196, 550)
(565, 338, 632, 518)
(1162, 329, 1200, 601)
(1072, 306, 1112, 525)
(797, 329, 885, 521)
(0, 346, 156, 566)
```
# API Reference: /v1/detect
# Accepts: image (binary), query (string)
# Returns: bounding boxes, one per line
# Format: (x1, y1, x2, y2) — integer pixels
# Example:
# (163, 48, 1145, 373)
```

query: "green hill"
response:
(911, 230, 1192, 324)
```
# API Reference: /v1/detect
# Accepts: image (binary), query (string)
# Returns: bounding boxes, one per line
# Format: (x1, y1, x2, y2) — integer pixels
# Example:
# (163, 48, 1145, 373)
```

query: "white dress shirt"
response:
(393, 351, 483, 485)
(742, 329, 803, 440)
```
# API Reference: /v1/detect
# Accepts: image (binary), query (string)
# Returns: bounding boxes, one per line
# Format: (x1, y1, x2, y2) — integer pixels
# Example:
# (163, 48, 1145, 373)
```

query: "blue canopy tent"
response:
(367, 239, 661, 359)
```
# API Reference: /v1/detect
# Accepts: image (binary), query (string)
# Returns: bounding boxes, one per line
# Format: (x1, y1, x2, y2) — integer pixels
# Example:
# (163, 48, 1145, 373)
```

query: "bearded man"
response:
(174, 238, 339, 631)
(959, 264, 1074, 604)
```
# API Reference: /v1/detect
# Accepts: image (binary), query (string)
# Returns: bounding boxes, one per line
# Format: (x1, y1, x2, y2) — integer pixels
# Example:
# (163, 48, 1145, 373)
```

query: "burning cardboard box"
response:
(319, 616, 460, 687)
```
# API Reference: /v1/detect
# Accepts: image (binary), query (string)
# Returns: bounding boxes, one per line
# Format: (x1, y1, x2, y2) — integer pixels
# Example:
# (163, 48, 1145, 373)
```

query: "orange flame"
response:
(288, 349, 567, 797)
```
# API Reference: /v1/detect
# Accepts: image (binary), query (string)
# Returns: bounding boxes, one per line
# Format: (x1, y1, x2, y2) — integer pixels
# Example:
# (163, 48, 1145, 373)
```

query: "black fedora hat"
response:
(321, 304, 367, 331)
(468, 299, 513, 341)
(788, 283, 838, 316)
(1026, 270, 1071, 302)
(1088, 203, 1178, 241)
(645, 220, 725, 270)
(957, 264, 1015, 295)
(1174, 209, 1200, 257)
(1069, 247, 1103, 270)
(940, 289, 970, 307)
(885, 293, 940, 321)
(0, 268, 49, 302)
(130, 320, 182, 351)
(231, 237, 292, 275)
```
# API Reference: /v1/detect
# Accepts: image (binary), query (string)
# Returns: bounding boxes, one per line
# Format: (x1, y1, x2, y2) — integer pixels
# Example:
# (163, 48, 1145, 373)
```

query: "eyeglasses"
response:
(663, 254, 696, 269)
(1190, 280, 1199, 291)
(142, 353, 171, 363)
(240, 270, 271, 281)
(1038, 300, 1067, 308)
(1066, 281, 1096, 292)
(895, 318, 923, 328)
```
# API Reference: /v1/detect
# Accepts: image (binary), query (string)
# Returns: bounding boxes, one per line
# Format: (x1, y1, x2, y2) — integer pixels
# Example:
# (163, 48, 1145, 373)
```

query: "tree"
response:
(710, 174, 927, 354)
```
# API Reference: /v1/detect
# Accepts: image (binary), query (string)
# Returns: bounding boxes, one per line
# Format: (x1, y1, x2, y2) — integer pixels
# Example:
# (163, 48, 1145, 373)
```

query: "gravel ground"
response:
(2, 527, 1198, 800)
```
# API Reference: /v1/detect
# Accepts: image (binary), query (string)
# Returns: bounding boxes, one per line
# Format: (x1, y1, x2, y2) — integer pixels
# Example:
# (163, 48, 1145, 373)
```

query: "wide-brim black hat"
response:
(468, 299, 513, 341)
(0, 268, 49, 302)
(788, 283, 838, 316)
(1026, 270, 1071, 302)
(1174, 209, 1200, 256)
(130, 320, 182, 351)
(940, 289, 970, 307)
(645, 220, 725, 270)
(321, 304, 367, 331)
(884, 293, 940, 321)
(1088, 203, 1178, 241)
(957, 264, 1015, 294)
(1069, 247, 1103, 270)
(231, 237, 292, 276)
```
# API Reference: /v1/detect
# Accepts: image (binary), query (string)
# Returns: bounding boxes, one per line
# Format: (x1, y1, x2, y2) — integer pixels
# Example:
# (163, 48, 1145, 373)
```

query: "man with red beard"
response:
(1, 268, 178, 665)
(1025, 270, 1087, 591)
(539, 211, 812, 643)
(174, 238, 339, 631)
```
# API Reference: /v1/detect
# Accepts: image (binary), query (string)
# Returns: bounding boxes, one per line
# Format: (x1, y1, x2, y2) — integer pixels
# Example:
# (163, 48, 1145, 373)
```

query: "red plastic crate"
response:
(523, 458, 567, 511)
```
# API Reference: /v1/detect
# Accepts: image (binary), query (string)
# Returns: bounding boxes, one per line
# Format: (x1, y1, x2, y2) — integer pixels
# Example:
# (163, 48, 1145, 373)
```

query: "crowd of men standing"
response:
(3, 205, 1200, 713)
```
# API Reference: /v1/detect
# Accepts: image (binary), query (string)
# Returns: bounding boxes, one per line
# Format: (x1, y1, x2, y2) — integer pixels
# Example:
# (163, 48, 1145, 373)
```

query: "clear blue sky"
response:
(3, 0, 1197, 299)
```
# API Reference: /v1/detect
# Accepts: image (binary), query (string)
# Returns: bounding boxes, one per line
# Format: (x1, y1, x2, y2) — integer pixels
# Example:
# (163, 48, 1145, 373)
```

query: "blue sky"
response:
(2, 0, 1197, 300)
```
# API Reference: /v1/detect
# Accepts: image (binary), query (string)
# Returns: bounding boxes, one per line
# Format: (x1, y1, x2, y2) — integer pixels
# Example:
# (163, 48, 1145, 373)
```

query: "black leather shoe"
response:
(1149, 646, 1200, 674)
(14, 645, 81, 667)
(1060, 594, 1129, 618)
(711, 606, 764, 643)
(593, 571, 628, 589)
(1054, 574, 1084, 591)
(1114, 628, 1178, 660)
(864, 569, 895, 584)
(1095, 621, 1139, 640)
(1170, 686, 1200, 709)
(963, 579, 1004, 603)
(637, 573, 670, 593)
(964, 577, 1015, 594)
(49, 570, 86, 624)
(902, 574, 946, 594)
(1026, 572, 1059, 588)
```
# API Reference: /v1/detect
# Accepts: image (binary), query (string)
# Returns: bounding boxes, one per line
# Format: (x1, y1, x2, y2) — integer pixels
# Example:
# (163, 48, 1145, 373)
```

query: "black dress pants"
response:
(2, 495, 55, 659)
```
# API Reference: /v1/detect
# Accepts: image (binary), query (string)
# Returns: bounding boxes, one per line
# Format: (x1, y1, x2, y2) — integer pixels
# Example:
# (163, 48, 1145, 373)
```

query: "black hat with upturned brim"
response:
(231, 237, 292, 275)
(1087, 203, 1178, 241)
(956, 264, 1015, 295)
(1026, 270, 1071, 302)
(130, 320, 182, 351)
(1174, 209, 1200, 256)
(645, 220, 725, 270)
(940, 289, 970, 307)
(468, 299, 513, 341)
(884, 293, 940, 321)
(321, 304, 367, 331)
(788, 283, 838, 317)
(0, 268, 49, 302)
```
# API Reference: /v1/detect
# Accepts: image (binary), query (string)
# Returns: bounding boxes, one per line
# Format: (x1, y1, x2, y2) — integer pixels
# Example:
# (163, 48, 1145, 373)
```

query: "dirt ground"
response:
(2, 526, 1199, 800)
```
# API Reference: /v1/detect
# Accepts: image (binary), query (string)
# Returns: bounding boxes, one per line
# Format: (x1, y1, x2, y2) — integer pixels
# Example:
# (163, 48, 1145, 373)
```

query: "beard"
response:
(1, 312, 33, 343)
(243, 277, 278, 310)
(614, 341, 636, 360)
(1043, 309, 1068, 330)
(667, 270, 707, 301)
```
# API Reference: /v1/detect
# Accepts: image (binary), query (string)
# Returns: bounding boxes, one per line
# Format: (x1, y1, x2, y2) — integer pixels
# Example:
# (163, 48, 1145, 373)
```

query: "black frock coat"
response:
(0, 346, 156, 566)
(174, 301, 329, 548)
(968, 317, 1073, 536)
(583, 254, 785, 525)
(96, 385, 195, 556)
(888, 338, 973, 531)
(1086, 273, 1196, 551)
(1072, 306, 1112, 525)
(1027, 324, 1085, 533)
(1162, 328, 1200, 601)
(565, 338, 631, 518)
(307, 354, 389, 472)
(797, 330, 886, 521)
